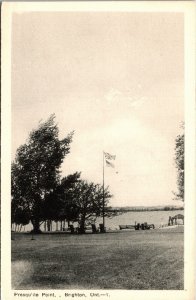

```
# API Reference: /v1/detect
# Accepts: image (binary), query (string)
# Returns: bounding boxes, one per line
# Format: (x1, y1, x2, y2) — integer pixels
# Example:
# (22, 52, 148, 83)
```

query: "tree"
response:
(174, 131, 184, 201)
(12, 207, 30, 231)
(59, 172, 81, 224)
(68, 180, 112, 233)
(42, 172, 81, 224)
(11, 114, 74, 233)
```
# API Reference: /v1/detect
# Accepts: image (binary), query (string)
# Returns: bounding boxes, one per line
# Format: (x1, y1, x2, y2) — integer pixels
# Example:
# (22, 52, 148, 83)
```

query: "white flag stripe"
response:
(104, 152, 116, 160)
(106, 160, 115, 168)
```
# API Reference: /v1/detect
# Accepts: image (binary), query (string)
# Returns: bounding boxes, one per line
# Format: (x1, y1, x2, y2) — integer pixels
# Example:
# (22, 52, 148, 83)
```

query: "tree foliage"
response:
(12, 115, 114, 233)
(42, 172, 81, 222)
(12, 207, 30, 226)
(174, 132, 184, 201)
(67, 180, 112, 233)
(11, 114, 74, 232)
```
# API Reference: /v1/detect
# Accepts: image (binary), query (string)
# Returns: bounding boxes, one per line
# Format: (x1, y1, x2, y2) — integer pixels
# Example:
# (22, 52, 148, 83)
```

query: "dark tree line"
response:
(11, 115, 112, 233)
(174, 126, 184, 202)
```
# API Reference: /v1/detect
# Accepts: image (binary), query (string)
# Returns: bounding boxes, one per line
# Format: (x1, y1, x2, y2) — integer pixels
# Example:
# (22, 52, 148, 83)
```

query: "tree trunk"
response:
(60, 221, 63, 231)
(44, 221, 46, 231)
(79, 217, 86, 234)
(31, 200, 42, 233)
(32, 218, 42, 234)
(47, 220, 50, 231)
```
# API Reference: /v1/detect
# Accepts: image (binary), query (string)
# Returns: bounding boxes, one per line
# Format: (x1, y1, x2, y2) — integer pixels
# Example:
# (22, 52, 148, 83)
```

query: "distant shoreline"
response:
(108, 206, 184, 213)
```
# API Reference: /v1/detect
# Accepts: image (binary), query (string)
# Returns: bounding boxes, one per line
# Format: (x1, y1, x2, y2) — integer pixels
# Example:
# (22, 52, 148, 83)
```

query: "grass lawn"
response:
(11, 227, 184, 290)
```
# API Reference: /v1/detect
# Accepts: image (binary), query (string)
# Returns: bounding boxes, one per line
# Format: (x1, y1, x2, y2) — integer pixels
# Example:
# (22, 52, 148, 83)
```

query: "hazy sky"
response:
(12, 12, 184, 207)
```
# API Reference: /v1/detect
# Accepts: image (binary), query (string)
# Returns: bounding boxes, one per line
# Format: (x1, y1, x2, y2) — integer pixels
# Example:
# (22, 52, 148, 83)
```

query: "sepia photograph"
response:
(1, 2, 195, 300)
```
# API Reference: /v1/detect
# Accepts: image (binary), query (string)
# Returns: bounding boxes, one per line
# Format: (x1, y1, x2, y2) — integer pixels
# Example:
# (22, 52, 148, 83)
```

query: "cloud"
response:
(104, 87, 147, 110)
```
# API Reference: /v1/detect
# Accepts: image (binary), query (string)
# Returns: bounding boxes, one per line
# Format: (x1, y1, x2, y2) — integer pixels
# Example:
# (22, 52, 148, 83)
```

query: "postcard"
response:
(1, 2, 195, 300)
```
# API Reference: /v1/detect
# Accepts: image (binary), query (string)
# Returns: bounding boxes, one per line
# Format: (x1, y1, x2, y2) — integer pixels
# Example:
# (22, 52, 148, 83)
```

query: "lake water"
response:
(97, 210, 184, 230)
(15, 210, 184, 232)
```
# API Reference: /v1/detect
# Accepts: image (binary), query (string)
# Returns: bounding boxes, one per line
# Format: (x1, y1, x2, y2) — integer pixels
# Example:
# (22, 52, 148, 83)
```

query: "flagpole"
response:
(102, 151, 105, 232)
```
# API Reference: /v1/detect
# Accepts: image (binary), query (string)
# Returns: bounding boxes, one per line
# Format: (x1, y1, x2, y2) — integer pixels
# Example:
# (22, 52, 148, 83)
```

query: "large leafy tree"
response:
(11, 114, 74, 233)
(68, 180, 112, 233)
(42, 172, 81, 224)
(174, 131, 184, 201)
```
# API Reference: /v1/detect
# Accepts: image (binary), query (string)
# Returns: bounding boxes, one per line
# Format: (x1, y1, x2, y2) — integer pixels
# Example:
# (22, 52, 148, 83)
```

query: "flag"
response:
(105, 160, 115, 168)
(104, 152, 116, 160)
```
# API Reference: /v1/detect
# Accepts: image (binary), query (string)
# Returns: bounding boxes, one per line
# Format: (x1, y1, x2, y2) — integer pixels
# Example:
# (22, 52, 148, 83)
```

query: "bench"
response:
(85, 226, 92, 231)
(85, 225, 99, 233)
(119, 225, 135, 230)
(68, 224, 99, 234)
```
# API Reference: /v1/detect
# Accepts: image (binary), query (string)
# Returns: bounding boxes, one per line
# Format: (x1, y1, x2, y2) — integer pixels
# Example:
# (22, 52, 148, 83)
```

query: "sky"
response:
(11, 12, 184, 207)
